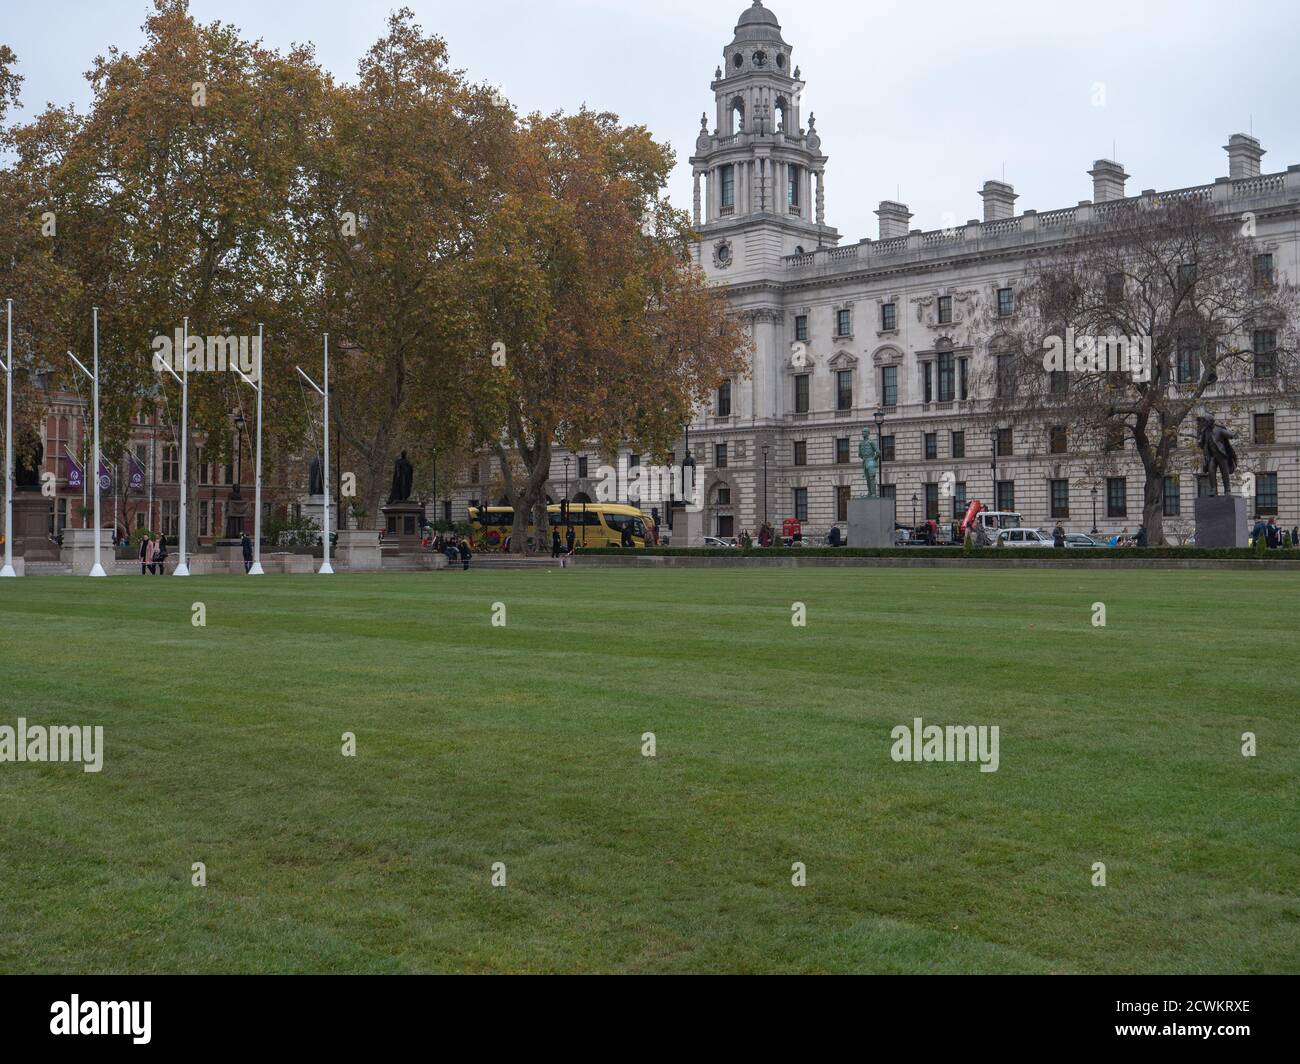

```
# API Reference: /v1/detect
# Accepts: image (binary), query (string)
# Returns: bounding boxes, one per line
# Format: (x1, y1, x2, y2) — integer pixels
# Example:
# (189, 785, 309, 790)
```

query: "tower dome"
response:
(732, 2, 787, 46)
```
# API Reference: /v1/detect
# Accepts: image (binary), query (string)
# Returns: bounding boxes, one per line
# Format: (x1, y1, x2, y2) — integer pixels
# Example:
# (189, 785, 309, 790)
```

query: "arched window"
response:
(730, 96, 745, 134)
(775, 97, 789, 132)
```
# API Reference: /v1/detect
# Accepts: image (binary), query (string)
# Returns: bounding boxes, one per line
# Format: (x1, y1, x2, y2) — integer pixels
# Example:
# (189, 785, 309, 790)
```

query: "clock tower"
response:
(690, 1, 839, 279)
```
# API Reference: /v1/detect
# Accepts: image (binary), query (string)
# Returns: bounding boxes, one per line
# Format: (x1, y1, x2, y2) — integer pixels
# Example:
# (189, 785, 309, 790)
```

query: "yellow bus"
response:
(468, 502, 652, 550)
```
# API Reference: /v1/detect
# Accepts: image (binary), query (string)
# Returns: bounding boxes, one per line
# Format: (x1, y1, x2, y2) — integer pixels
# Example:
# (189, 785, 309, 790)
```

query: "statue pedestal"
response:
(61, 527, 110, 575)
(848, 496, 896, 548)
(1194, 494, 1247, 548)
(301, 494, 336, 534)
(380, 501, 426, 555)
(672, 506, 704, 548)
(14, 492, 59, 561)
(336, 529, 382, 571)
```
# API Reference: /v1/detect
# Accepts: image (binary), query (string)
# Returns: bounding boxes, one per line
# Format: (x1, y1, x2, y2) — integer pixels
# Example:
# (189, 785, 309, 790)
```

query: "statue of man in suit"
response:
(858, 429, 880, 498)
(1197, 415, 1237, 496)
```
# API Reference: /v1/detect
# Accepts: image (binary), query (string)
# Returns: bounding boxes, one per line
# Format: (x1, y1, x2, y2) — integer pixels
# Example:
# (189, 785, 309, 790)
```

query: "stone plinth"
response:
(61, 527, 112, 575)
(14, 493, 59, 561)
(1194, 494, 1247, 548)
(673, 506, 705, 548)
(336, 529, 382, 571)
(301, 494, 336, 536)
(380, 501, 426, 554)
(847, 496, 896, 548)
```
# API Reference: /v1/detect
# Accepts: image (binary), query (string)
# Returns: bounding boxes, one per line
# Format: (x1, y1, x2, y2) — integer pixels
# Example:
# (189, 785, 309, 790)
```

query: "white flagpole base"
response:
(318, 562, 334, 574)
(89, 564, 107, 577)
(0, 564, 17, 577)
(247, 562, 264, 575)
(172, 563, 191, 577)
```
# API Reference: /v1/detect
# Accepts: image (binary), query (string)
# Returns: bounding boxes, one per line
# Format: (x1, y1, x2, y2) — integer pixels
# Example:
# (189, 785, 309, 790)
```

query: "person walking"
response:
(154, 533, 168, 575)
(1053, 522, 1066, 548)
(139, 533, 154, 575)
(551, 529, 562, 558)
(620, 524, 634, 549)
(565, 524, 575, 555)
(457, 537, 472, 571)
(241, 531, 254, 573)
(1136, 524, 1148, 547)
(1265, 517, 1280, 549)
(1292, 526, 1299, 547)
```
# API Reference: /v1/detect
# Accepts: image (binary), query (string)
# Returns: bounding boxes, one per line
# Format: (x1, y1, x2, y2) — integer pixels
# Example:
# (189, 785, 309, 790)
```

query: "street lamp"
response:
(990, 428, 1000, 509)
(911, 492, 918, 527)
(873, 408, 886, 488)
(761, 443, 770, 529)
(563, 456, 570, 502)
(230, 324, 264, 574)
(229, 411, 245, 538)
(1090, 486, 1098, 534)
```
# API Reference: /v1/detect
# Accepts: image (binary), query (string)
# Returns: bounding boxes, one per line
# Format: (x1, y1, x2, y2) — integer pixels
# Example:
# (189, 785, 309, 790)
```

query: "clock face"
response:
(752, 50, 767, 67)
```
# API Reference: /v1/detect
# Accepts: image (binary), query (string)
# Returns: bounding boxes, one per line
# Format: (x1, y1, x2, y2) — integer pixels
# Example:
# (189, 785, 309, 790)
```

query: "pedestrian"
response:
(154, 532, 168, 574)
(458, 537, 472, 571)
(241, 531, 254, 573)
(565, 524, 575, 555)
(551, 529, 562, 558)
(139, 534, 154, 575)
(1266, 517, 1280, 549)
(1053, 522, 1066, 548)
(1136, 524, 1148, 547)
(827, 524, 842, 547)
(620, 524, 634, 549)
(1292, 526, 1299, 547)
(1250, 516, 1267, 546)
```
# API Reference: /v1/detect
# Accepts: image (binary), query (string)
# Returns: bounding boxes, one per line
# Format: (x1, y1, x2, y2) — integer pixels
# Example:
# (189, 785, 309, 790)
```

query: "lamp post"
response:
(990, 428, 1000, 509)
(563, 456, 570, 502)
(761, 443, 770, 529)
(873, 408, 886, 489)
(230, 411, 245, 538)
(911, 492, 918, 528)
(153, 318, 191, 575)
(1090, 486, 1098, 535)
(66, 308, 106, 577)
(296, 335, 333, 575)
(230, 324, 264, 574)
(1, 299, 14, 577)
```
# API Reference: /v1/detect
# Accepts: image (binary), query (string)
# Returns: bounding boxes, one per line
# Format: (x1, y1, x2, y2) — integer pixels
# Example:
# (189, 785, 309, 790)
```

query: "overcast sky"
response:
(5, 0, 1299, 243)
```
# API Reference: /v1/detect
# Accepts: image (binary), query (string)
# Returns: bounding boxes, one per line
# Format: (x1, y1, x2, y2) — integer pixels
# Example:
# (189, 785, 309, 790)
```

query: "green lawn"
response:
(0, 568, 1296, 974)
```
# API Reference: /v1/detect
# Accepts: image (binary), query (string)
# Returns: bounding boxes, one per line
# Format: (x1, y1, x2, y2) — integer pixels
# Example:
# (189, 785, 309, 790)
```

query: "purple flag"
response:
(97, 459, 113, 493)
(65, 448, 83, 490)
(128, 451, 146, 491)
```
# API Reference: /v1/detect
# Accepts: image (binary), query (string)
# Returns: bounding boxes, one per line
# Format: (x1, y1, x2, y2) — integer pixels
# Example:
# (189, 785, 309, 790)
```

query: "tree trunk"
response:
(1142, 472, 1165, 546)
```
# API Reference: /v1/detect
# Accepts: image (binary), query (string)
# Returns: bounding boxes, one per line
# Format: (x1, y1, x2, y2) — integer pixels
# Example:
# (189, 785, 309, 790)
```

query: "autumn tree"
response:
(985, 196, 1299, 543)
(468, 109, 750, 553)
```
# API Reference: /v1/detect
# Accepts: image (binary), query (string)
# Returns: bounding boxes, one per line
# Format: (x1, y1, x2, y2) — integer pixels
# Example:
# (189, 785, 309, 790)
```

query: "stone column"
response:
(693, 171, 701, 227)
(815, 170, 825, 225)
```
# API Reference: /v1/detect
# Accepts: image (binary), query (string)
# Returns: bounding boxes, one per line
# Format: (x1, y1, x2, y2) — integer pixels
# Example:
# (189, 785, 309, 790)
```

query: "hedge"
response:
(579, 546, 1296, 561)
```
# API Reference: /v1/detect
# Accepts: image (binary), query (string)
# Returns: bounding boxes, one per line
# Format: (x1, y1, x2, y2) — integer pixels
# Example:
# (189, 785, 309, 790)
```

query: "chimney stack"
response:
(979, 180, 1017, 222)
(1224, 133, 1265, 179)
(1088, 159, 1129, 202)
(875, 200, 913, 239)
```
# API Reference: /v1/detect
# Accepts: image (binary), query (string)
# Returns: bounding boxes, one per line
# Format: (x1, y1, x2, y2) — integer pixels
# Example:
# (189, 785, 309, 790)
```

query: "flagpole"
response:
(89, 307, 105, 576)
(174, 317, 191, 576)
(1, 298, 15, 577)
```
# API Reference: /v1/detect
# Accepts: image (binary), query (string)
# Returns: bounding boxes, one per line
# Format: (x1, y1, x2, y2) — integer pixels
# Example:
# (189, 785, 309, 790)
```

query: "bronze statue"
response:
(14, 431, 42, 491)
(1197, 415, 1237, 496)
(389, 450, 414, 503)
(309, 453, 324, 496)
(858, 429, 880, 498)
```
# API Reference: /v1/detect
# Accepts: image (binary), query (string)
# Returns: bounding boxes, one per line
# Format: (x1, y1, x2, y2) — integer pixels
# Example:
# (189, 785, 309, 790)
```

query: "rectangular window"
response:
(1050, 479, 1070, 519)
(1163, 476, 1181, 517)
(952, 481, 968, 520)
(835, 437, 850, 465)
(951, 431, 965, 459)
(997, 428, 1013, 457)
(996, 481, 1015, 513)
(714, 443, 728, 468)
(881, 303, 897, 332)
(720, 165, 735, 209)
(1254, 253, 1275, 287)
(717, 514, 734, 538)
(198, 446, 209, 485)
(1106, 477, 1127, 518)
(1106, 272, 1125, 302)
(937, 351, 955, 402)
(924, 482, 939, 521)
(1177, 262, 1198, 289)
(793, 487, 808, 522)
(996, 354, 1016, 398)
(578, 456, 588, 478)
(881, 484, 896, 501)
(1176, 339, 1201, 385)
(997, 288, 1014, 317)
(1255, 472, 1278, 516)
(1049, 370, 1069, 395)
(794, 315, 808, 342)
(162, 445, 179, 483)
(1254, 329, 1277, 378)
(794, 374, 810, 413)
(958, 357, 969, 400)
(922, 362, 933, 404)
(793, 440, 807, 466)
(937, 296, 953, 324)
(788, 165, 800, 208)
(881, 435, 895, 462)
(717, 380, 732, 417)
(1255, 412, 1275, 444)
(924, 432, 937, 460)
(836, 309, 852, 337)
(199, 499, 211, 538)
(1049, 426, 1067, 454)
(836, 485, 850, 523)
(162, 499, 178, 538)
(880, 366, 897, 407)
(836, 370, 853, 411)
